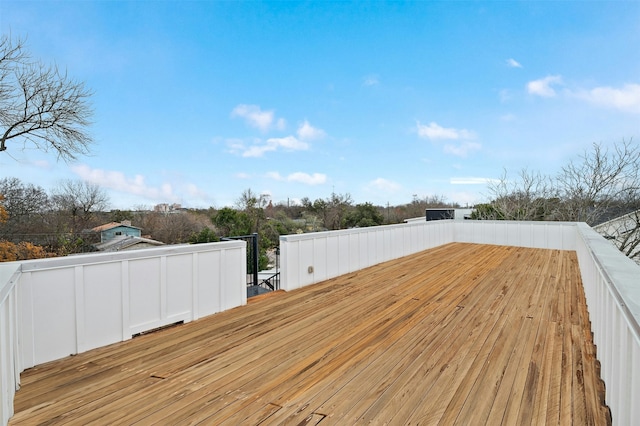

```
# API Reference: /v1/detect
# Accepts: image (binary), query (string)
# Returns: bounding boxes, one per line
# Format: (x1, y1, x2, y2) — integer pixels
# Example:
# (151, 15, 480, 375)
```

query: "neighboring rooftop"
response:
(9, 243, 609, 425)
(91, 220, 140, 233)
(92, 235, 165, 252)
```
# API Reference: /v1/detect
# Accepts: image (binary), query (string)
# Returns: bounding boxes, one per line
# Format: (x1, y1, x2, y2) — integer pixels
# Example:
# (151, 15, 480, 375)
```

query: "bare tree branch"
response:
(0, 34, 93, 161)
(556, 140, 640, 224)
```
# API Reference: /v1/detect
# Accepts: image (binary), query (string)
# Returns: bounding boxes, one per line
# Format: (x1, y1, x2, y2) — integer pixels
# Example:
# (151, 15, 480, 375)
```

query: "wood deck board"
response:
(10, 243, 609, 425)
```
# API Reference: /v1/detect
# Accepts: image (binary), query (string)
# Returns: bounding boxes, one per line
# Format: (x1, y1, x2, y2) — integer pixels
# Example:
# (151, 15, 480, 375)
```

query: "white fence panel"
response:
(129, 257, 162, 332)
(23, 268, 77, 365)
(453, 221, 577, 250)
(219, 247, 246, 311)
(575, 223, 640, 426)
(81, 262, 123, 352)
(0, 263, 21, 426)
(313, 237, 329, 283)
(280, 221, 456, 291)
(166, 254, 193, 321)
(17, 241, 246, 370)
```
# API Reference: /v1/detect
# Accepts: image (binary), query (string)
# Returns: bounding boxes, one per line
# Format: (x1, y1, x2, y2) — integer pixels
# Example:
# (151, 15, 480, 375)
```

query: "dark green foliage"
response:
(189, 227, 219, 244)
(344, 202, 385, 228)
(213, 207, 251, 237)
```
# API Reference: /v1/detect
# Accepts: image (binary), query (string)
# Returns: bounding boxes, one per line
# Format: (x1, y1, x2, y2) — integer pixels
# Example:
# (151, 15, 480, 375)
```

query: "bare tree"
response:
(0, 35, 93, 161)
(0, 177, 50, 242)
(555, 140, 640, 225)
(477, 168, 557, 221)
(593, 209, 640, 265)
(51, 180, 109, 234)
(476, 140, 640, 264)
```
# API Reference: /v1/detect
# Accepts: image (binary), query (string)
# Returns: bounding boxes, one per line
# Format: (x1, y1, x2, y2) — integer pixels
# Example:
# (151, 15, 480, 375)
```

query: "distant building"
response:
(425, 208, 475, 221)
(154, 203, 182, 213)
(91, 221, 164, 252)
(92, 221, 141, 242)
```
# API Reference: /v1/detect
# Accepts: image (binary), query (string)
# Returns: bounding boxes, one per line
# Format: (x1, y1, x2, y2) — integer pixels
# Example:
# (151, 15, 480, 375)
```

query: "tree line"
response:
(473, 140, 640, 264)
(0, 179, 458, 261)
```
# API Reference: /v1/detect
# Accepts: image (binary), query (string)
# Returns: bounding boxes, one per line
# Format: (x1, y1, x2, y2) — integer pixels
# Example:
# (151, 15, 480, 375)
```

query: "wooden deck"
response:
(10, 243, 610, 425)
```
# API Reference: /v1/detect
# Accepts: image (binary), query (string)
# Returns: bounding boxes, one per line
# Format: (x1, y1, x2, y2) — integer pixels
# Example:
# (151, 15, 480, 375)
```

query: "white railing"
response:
(279, 220, 453, 291)
(0, 240, 247, 425)
(18, 241, 246, 369)
(575, 223, 640, 425)
(453, 220, 578, 250)
(279, 220, 639, 425)
(2, 221, 640, 425)
(279, 220, 577, 290)
(0, 263, 21, 426)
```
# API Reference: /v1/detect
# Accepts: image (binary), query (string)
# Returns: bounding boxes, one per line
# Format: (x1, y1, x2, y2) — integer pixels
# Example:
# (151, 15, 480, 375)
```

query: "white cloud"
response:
(572, 83, 640, 114)
(416, 122, 479, 157)
(367, 178, 402, 193)
(242, 144, 275, 158)
(230, 104, 285, 132)
(416, 121, 475, 141)
(288, 172, 326, 185)
(267, 136, 309, 151)
(450, 177, 499, 185)
(363, 74, 380, 86)
(506, 58, 522, 68)
(71, 164, 218, 208)
(231, 135, 310, 158)
(297, 120, 326, 140)
(527, 75, 563, 97)
(266, 171, 326, 185)
(71, 164, 179, 202)
(235, 172, 251, 179)
(443, 141, 482, 157)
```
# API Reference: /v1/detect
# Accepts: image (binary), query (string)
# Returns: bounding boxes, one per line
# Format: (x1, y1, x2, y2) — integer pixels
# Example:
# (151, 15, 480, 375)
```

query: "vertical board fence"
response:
(17, 241, 246, 369)
(2, 221, 640, 425)
(0, 264, 21, 426)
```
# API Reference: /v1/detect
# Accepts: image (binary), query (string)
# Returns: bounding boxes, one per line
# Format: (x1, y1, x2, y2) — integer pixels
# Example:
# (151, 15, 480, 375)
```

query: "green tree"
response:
(304, 192, 353, 230)
(189, 227, 219, 244)
(344, 202, 385, 228)
(213, 207, 251, 237)
(235, 188, 269, 233)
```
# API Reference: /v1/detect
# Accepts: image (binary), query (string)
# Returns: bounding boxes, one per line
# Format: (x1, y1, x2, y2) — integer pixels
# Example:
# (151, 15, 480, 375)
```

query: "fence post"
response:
(252, 233, 259, 287)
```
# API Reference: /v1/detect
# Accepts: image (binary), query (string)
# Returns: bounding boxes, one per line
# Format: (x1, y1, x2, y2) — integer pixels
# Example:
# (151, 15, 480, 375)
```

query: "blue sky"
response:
(1, 1, 639, 210)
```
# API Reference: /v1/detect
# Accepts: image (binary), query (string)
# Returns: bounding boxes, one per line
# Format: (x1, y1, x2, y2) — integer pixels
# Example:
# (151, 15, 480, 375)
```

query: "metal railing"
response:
(222, 233, 280, 297)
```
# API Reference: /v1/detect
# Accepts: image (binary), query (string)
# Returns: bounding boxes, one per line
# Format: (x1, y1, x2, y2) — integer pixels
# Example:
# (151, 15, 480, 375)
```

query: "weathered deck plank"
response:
(10, 243, 609, 425)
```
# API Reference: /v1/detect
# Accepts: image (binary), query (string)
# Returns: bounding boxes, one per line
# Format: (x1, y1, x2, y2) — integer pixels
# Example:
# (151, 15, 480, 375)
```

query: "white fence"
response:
(0, 241, 246, 426)
(280, 221, 453, 291)
(575, 223, 640, 425)
(280, 220, 639, 425)
(279, 220, 577, 290)
(2, 221, 640, 425)
(0, 264, 21, 426)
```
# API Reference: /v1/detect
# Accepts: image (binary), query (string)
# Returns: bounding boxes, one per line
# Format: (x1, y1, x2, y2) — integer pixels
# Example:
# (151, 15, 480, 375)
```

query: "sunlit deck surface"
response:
(11, 243, 610, 425)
